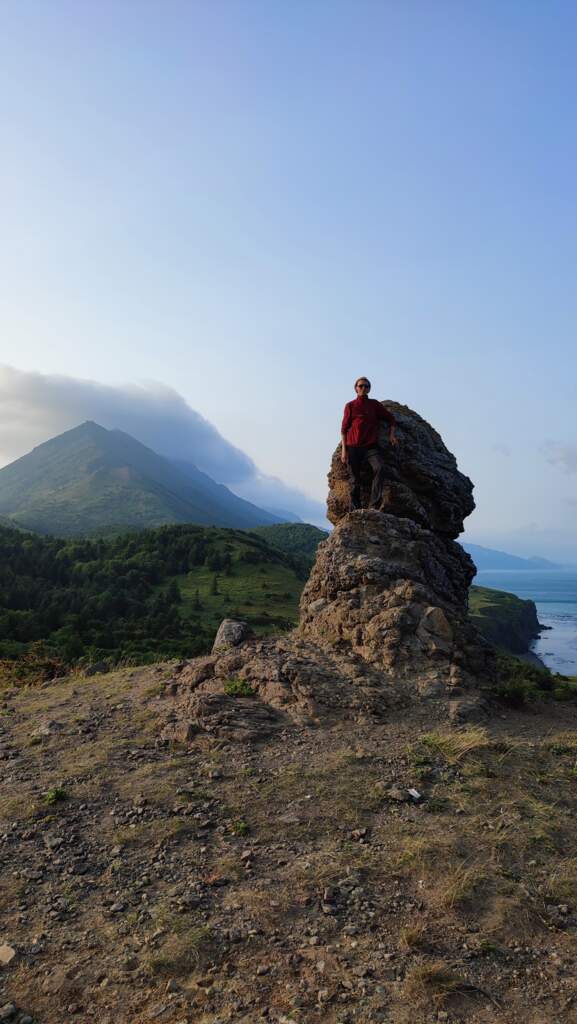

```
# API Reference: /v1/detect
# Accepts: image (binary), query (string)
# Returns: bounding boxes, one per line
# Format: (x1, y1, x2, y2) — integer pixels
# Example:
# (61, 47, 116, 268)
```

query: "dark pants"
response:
(347, 445, 386, 510)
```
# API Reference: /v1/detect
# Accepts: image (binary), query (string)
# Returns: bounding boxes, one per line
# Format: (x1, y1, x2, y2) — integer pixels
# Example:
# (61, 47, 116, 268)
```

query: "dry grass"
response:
(420, 725, 490, 764)
(544, 856, 577, 901)
(401, 960, 466, 1009)
(399, 921, 429, 951)
(145, 923, 212, 977)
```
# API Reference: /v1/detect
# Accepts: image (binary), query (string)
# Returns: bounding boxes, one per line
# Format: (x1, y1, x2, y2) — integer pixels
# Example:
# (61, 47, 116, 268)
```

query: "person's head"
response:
(354, 377, 371, 396)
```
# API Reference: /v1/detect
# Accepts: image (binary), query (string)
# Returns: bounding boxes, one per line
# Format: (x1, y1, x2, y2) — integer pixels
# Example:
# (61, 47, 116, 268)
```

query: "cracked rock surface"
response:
(170, 404, 494, 741)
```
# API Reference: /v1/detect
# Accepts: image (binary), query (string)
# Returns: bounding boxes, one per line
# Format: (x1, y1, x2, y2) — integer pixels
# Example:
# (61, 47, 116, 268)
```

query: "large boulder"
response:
(328, 401, 475, 538)
(164, 402, 495, 741)
(299, 509, 493, 693)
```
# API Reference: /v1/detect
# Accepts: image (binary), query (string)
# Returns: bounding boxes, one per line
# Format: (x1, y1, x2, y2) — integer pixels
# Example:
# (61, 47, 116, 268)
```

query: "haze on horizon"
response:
(1, 2, 576, 561)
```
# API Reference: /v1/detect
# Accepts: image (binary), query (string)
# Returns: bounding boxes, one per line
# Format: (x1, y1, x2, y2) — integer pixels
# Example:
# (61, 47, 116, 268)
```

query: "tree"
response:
(210, 574, 219, 596)
(166, 579, 182, 605)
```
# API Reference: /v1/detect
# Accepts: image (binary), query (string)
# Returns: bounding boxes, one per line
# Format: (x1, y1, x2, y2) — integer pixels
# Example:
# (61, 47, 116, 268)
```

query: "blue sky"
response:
(1, 2, 577, 558)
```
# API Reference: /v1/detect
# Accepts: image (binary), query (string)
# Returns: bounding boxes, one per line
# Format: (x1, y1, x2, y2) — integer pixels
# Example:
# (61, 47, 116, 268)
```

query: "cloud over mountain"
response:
(0, 365, 325, 524)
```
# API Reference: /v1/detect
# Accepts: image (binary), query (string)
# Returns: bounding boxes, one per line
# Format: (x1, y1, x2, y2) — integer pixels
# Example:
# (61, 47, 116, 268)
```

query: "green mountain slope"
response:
(251, 522, 329, 574)
(0, 522, 304, 671)
(0, 422, 282, 535)
(0, 516, 551, 685)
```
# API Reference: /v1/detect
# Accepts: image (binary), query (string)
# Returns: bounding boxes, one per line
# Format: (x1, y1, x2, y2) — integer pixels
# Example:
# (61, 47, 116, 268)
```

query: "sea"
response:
(473, 570, 577, 675)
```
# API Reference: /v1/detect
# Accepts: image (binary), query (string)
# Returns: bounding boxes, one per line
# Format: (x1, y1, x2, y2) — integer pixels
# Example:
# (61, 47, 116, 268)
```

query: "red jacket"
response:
(341, 396, 396, 447)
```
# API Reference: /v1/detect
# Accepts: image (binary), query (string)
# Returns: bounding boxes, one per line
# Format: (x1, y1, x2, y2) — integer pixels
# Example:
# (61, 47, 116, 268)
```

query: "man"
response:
(341, 377, 398, 510)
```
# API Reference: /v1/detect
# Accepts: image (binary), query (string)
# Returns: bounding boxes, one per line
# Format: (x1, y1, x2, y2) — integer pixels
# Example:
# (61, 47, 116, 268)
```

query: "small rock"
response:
(34, 720, 64, 737)
(350, 827, 368, 841)
(0, 945, 16, 966)
(0, 1005, 16, 1022)
(385, 786, 408, 802)
(84, 660, 109, 677)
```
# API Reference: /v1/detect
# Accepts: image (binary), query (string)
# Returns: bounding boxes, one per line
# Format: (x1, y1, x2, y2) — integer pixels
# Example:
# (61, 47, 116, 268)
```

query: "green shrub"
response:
(223, 678, 256, 697)
(43, 787, 68, 805)
(493, 653, 556, 707)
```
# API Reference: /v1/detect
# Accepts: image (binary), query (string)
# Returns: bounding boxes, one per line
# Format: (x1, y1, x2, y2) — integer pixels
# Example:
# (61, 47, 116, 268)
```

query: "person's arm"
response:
(341, 404, 351, 463)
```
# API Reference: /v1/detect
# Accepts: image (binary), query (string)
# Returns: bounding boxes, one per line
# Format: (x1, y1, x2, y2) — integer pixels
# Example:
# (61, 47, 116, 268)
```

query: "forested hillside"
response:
(251, 522, 328, 572)
(0, 518, 551, 691)
(0, 523, 304, 670)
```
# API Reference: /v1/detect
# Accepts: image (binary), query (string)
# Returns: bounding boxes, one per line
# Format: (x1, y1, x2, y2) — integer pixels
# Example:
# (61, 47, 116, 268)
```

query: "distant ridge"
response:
(463, 542, 567, 572)
(0, 422, 284, 536)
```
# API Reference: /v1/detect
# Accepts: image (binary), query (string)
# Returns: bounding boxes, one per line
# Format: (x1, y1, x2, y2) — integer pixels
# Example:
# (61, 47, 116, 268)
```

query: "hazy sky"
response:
(2, 2, 577, 559)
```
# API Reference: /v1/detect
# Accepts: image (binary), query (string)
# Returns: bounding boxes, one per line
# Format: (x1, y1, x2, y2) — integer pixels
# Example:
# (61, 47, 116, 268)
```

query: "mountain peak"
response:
(0, 423, 283, 535)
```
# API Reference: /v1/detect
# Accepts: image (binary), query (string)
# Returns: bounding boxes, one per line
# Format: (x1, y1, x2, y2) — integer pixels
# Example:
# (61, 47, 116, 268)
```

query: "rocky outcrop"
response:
(469, 585, 544, 656)
(327, 402, 474, 537)
(166, 401, 496, 740)
(299, 509, 493, 694)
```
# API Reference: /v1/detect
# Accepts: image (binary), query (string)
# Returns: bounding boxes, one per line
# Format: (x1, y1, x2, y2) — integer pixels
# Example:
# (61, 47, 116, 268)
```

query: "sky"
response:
(1, 1, 577, 559)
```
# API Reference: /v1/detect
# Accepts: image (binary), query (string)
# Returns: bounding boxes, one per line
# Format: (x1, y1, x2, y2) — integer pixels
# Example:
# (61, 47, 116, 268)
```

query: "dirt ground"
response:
(2, 664, 577, 1024)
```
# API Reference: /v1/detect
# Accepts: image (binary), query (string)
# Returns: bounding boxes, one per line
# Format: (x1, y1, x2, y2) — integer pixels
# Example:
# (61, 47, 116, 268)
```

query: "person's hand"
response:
(390, 435, 399, 447)
(340, 448, 348, 464)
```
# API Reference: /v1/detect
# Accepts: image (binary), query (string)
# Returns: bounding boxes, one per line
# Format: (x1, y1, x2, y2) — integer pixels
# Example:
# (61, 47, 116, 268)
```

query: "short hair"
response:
(355, 377, 371, 388)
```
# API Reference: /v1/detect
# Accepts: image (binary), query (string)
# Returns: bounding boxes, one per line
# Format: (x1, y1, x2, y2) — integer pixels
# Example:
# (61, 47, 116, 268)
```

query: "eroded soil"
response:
(2, 666, 577, 1024)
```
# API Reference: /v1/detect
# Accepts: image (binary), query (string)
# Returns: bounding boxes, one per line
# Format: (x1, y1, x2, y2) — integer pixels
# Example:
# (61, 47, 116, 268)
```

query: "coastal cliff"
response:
(469, 585, 543, 656)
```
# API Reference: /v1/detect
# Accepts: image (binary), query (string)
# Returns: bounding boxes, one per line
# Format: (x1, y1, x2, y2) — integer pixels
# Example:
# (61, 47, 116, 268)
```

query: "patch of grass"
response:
(546, 736, 577, 756)
(436, 861, 487, 910)
(43, 787, 68, 804)
(399, 922, 429, 951)
(493, 652, 555, 707)
(402, 961, 465, 1010)
(420, 726, 489, 764)
(543, 857, 577, 902)
(223, 678, 256, 697)
(230, 819, 249, 836)
(0, 794, 38, 823)
(147, 923, 213, 977)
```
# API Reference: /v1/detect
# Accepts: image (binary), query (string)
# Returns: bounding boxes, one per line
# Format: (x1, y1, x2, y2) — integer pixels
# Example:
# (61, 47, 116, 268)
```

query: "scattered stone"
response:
(33, 720, 64, 738)
(0, 946, 16, 966)
(84, 661, 109, 677)
(212, 619, 253, 653)
(385, 786, 409, 802)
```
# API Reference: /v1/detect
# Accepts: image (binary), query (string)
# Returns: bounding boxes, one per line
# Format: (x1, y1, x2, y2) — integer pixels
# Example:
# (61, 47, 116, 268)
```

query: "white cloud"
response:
(0, 365, 326, 524)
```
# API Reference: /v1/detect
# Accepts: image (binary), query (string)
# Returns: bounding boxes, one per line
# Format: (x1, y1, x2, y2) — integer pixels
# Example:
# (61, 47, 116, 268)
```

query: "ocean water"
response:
(473, 570, 577, 675)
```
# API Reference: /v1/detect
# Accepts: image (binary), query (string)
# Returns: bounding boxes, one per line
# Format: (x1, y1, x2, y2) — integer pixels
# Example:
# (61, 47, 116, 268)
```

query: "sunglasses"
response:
(356, 383, 370, 389)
